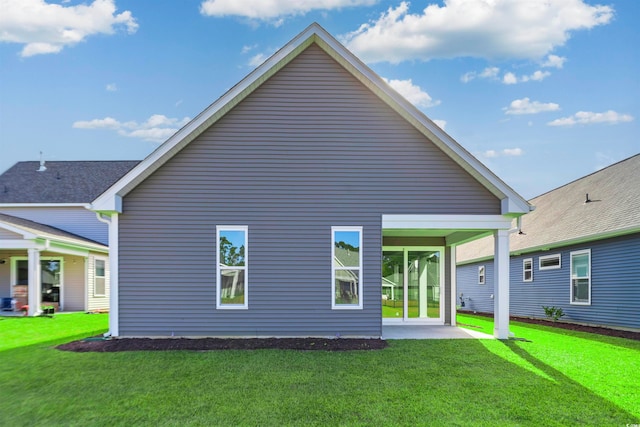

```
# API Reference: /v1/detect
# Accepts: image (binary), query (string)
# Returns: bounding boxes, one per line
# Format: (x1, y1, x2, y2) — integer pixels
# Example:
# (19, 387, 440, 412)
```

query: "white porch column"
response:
(449, 245, 457, 326)
(27, 248, 41, 316)
(108, 213, 119, 337)
(493, 229, 510, 339)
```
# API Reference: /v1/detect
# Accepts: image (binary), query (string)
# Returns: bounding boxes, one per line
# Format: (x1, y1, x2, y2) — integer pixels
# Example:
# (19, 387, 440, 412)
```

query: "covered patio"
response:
(382, 214, 516, 339)
(0, 213, 108, 316)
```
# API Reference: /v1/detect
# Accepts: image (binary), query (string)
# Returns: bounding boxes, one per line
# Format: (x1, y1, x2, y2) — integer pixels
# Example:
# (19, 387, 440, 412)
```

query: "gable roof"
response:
(0, 212, 107, 252)
(0, 161, 139, 204)
(91, 23, 530, 216)
(457, 153, 640, 263)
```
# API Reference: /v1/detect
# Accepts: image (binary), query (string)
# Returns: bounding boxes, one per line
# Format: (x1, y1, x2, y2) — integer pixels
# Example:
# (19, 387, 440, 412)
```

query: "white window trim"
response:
(523, 258, 533, 282)
(570, 249, 591, 305)
(539, 254, 561, 270)
(94, 257, 107, 297)
(216, 226, 248, 310)
(478, 265, 486, 285)
(331, 226, 363, 310)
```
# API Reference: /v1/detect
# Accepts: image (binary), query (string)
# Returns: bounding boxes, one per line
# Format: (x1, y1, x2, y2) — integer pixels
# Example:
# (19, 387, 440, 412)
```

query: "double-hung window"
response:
(216, 226, 248, 309)
(94, 259, 106, 296)
(332, 227, 362, 309)
(570, 249, 591, 305)
(478, 266, 486, 285)
(523, 258, 533, 282)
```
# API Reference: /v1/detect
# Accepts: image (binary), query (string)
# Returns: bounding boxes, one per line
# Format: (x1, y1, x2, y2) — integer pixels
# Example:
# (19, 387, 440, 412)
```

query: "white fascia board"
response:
(42, 237, 107, 253)
(0, 240, 39, 249)
(91, 194, 122, 214)
(382, 214, 514, 230)
(0, 203, 90, 208)
(46, 241, 91, 257)
(0, 222, 36, 239)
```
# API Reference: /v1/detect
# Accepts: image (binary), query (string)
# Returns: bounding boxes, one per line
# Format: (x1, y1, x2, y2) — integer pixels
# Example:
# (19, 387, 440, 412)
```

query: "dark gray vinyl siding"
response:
(118, 44, 501, 337)
(457, 233, 640, 330)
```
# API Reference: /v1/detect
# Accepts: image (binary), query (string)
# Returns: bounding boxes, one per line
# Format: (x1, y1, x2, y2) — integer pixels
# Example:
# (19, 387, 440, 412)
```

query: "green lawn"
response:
(1, 312, 639, 426)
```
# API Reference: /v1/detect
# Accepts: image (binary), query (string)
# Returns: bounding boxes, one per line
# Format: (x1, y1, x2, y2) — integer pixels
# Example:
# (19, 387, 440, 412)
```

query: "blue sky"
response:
(0, 0, 637, 199)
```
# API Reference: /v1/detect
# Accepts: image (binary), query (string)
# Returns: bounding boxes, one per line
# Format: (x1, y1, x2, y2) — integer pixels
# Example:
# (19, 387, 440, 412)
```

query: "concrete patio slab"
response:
(382, 325, 494, 339)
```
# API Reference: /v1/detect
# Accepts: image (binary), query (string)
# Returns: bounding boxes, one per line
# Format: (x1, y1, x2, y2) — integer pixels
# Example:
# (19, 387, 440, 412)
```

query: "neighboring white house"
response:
(0, 160, 138, 315)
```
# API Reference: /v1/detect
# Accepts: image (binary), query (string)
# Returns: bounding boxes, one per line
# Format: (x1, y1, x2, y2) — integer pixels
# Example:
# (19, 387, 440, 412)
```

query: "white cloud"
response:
(248, 53, 268, 67)
(504, 98, 560, 115)
(461, 67, 499, 83)
(342, 0, 613, 63)
(200, 0, 377, 22)
(503, 72, 518, 85)
(72, 117, 121, 130)
(106, 83, 117, 92)
(503, 148, 523, 156)
(503, 70, 551, 84)
(0, 0, 138, 57)
(523, 70, 551, 82)
(432, 119, 446, 130)
(241, 44, 257, 54)
(482, 148, 524, 158)
(382, 77, 440, 108)
(72, 114, 191, 142)
(542, 54, 567, 69)
(548, 110, 634, 126)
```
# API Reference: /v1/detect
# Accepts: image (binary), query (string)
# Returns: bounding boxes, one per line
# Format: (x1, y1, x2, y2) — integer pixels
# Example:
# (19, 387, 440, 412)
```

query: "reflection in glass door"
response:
(382, 248, 442, 322)
(407, 251, 440, 319)
(382, 251, 404, 319)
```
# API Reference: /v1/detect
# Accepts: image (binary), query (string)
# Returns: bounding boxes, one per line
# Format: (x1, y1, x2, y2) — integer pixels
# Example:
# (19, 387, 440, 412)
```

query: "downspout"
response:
(95, 212, 113, 338)
(509, 216, 523, 235)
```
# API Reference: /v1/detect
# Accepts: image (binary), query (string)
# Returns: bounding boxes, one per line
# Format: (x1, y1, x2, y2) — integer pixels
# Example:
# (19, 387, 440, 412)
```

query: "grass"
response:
(1, 312, 639, 426)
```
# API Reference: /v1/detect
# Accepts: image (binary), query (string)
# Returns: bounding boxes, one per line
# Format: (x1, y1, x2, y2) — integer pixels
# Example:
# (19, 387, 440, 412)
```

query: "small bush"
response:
(542, 306, 565, 322)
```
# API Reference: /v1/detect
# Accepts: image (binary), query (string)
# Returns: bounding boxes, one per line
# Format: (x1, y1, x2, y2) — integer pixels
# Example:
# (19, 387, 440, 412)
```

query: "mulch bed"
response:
(464, 311, 640, 341)
(57, 337, 388, 352)
(57, 313, 639, 353)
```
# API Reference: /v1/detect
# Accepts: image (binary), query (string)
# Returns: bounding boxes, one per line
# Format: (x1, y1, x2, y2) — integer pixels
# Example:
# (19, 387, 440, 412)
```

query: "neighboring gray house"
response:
(91, 23, 531, 339)
(457, 154, 640, 330)
(0, 160, 137, 315)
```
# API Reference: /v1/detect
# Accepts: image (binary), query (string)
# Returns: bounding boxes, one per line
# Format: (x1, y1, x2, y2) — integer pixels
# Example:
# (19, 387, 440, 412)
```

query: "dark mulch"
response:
(57, 337, 388, 352)
(463, 311, 640, 341)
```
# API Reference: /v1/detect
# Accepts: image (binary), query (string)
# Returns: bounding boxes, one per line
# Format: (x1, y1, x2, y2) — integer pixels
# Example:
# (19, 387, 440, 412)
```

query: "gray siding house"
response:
(0, 161, 137, 315)
(92, 24, 531, 339)
(457, 154, 640, 330)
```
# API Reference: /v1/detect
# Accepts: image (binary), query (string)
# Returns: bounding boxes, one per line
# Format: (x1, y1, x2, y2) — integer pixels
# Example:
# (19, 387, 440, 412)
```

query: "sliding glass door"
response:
(382, 247, 443, 323)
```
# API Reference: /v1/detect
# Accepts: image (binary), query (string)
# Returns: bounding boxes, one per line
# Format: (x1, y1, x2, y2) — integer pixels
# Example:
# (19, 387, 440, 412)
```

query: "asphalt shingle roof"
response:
(457, 153, 640, 263)
(0, 161, 139, 204)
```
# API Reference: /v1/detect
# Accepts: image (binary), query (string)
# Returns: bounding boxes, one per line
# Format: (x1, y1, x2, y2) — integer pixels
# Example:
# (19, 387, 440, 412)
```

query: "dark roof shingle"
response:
(457, 153, 640, 263)
(0, 161, 139, 204)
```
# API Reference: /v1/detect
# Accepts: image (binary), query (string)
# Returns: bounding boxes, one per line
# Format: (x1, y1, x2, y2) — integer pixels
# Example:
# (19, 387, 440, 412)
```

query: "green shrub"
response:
(542, 305, 565, 322)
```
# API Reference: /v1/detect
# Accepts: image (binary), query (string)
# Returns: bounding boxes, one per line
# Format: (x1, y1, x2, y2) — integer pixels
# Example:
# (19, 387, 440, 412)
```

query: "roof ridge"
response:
(531, 152, 640, 201)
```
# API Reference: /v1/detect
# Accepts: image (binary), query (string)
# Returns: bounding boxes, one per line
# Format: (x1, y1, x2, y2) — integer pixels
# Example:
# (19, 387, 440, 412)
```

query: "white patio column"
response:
(493, 229, 510, 339)
(27, 248, 41, 316)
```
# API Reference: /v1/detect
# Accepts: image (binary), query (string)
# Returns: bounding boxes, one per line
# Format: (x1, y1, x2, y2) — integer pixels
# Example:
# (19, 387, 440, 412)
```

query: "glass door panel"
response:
(407, 250, 440, 319)
(382, 251, 404, 318)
